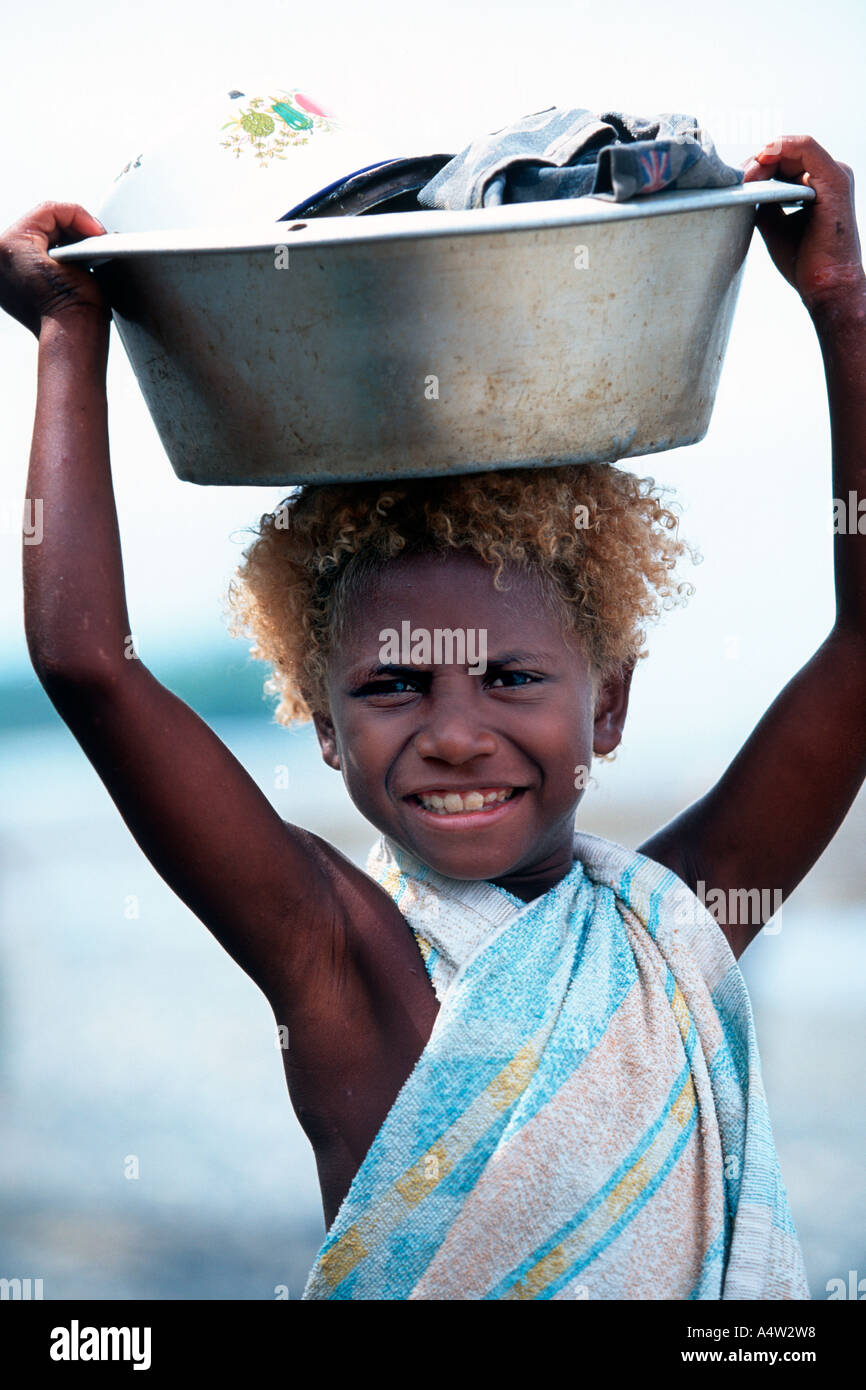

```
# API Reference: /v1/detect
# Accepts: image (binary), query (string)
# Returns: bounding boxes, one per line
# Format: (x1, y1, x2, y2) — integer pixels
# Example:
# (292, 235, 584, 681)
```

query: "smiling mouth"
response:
(411, 787, 517, 815)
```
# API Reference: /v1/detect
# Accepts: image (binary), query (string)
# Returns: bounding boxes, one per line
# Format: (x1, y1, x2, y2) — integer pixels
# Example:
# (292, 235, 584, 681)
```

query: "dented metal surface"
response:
(51, 181, 814, 486)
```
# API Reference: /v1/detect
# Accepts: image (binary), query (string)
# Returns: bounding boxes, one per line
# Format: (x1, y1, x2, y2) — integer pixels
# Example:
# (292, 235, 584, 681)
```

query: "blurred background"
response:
(1, 0, 864, 1300)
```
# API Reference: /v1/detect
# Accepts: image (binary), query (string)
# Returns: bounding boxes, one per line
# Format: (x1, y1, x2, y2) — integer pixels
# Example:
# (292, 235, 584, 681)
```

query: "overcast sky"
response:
(1, 0, 863, 785)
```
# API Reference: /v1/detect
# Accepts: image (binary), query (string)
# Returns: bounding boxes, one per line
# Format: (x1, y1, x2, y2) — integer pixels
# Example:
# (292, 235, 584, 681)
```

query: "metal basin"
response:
(52, 180, 812, 485)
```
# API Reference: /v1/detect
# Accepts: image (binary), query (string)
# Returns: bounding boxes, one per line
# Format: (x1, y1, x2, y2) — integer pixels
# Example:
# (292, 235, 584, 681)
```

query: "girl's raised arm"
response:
(640, 138, 866, 958)
(3, 203, 345, 1004)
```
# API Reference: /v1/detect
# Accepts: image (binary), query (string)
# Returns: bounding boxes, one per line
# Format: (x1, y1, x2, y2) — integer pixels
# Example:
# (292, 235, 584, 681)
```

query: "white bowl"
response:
(96, 83, 415, 232)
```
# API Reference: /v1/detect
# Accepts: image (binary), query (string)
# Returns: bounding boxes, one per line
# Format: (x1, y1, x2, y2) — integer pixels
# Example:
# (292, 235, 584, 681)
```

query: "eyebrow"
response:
(348, 663, 427, 682)
(345, 653, 555, 684)
(486, 652, 553, 666)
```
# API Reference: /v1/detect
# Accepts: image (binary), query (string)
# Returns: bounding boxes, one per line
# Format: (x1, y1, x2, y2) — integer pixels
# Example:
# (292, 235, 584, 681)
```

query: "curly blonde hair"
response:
(226, 464, 696, 725)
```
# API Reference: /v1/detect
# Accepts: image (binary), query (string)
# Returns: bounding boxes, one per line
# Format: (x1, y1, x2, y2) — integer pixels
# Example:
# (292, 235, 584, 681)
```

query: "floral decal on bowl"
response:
(221, 89, 337, 165)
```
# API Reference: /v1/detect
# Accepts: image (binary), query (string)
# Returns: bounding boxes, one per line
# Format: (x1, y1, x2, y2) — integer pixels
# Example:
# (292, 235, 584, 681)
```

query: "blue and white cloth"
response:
(302, 830, 809, 1300)
(417, 108, 743, 209)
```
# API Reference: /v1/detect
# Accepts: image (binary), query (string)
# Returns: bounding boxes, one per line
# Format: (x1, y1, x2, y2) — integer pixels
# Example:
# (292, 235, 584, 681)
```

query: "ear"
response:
(312, 711, 341, 771)
(592, 662, 633, 756)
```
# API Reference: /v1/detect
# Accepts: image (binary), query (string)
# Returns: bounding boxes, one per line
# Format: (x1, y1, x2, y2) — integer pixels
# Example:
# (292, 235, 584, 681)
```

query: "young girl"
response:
(1, 136, 862, 1300)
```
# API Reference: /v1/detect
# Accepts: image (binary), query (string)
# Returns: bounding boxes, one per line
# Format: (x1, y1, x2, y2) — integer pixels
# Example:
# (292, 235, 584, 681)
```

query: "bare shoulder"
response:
(637, 823, 696, 894)
(270, 827, 440, 1224)
(270, 826, 440, 1098)
(289, 828, 428, 965)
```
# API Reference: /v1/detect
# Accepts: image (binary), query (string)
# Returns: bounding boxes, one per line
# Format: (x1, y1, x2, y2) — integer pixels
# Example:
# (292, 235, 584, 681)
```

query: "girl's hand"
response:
(743, 135, 864, 315)
(0, 201, 108, 338)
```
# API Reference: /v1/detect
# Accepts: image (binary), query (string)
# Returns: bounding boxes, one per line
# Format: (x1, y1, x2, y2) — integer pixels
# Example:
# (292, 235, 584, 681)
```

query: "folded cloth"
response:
(302, 830, 809, 1301)
(417, 107, 743, 210)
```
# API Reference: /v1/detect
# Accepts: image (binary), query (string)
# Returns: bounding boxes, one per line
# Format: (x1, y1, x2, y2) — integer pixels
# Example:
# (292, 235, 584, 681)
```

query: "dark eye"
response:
(485, 670, 540, 689)
(352, 674, 427, 702)
(370, 677, 420, 694)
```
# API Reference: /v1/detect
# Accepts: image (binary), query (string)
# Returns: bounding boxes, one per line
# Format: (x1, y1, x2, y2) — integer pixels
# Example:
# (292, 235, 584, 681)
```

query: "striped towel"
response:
(302, 830, 810, 1300)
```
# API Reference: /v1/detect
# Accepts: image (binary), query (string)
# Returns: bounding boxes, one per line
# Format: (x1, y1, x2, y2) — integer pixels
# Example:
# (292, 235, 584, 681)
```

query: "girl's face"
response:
(314, 551, 631, 901)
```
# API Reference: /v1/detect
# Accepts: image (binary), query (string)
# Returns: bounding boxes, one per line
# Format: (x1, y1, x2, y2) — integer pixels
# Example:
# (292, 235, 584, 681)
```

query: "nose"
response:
(413, 701, 498, 765)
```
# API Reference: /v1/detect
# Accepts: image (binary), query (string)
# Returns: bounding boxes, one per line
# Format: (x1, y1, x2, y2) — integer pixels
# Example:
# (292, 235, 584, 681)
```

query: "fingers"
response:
(743, 135, 853, 195)
(0, 201, 108, 337)
(6, 201, 105, 252)
(753, 203, 799, 284)
(742, 136, 863, 309)
(742, 152, 774, 184)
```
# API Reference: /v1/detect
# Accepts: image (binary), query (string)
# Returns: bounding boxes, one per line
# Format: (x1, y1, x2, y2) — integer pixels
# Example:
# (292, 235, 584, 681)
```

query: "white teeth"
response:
(416, 788, 515, 815)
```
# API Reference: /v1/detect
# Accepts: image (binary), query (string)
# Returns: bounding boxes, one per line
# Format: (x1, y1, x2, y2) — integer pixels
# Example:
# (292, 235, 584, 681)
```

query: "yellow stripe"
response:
(488, 1039, 539, 1112)
(670, 1072, 695, 1128)
(319, 1225, 368, 1289)
(607, 1156, 653, 1221)
(316, 1031, 544, 1290)
(380, 862, 401, 898)
(394, 1140, 452, 1207)
(671, 983, 692, 1042)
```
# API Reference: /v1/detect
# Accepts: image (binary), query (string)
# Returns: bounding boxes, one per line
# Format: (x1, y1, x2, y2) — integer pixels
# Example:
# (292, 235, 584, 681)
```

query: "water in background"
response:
(1, 716, 864, 1299)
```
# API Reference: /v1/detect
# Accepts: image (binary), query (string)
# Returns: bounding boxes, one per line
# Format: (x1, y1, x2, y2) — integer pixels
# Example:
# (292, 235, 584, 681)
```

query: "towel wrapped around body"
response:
(302, 831, 809, 1300)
